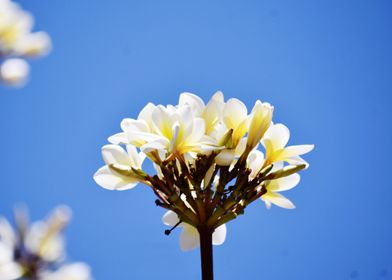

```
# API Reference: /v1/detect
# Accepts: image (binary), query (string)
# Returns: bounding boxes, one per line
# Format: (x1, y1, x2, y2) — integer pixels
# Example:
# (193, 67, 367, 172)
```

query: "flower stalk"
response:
(199, 226, 214, 280)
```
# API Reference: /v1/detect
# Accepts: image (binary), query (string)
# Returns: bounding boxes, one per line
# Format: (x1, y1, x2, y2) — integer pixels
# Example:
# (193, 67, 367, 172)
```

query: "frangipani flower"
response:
(247, 150, 300, 209)
(0, 0, 51, 87)
(94, 144, 146, 190)
(262, 123, 314, 167)
(94, 91, 313, 279)
(162, 211, 226, 251)
(0, 206, 92, 280)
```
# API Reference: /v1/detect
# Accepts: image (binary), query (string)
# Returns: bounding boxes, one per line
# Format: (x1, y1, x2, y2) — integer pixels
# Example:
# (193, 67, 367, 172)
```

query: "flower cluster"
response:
(0, 0, 51, 86)
(94, 92, 314, 251)
(0, 206, 92, 280)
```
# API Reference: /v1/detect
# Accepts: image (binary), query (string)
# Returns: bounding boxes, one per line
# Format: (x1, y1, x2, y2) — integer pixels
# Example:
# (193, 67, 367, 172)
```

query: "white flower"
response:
(179, 91, 224, 134)
(262, 123, 314, 167)
(25, 205, 71, 262)
(247, 150, 300, 209)
(246, 100, 273, 150)
(0, 243, 22, 280)
(0, 218, 22, 280)
(39, 263, 92, 280)
(162, 211, 226, 251)
(0, 0, 51, 87)
(94, 144, 146, 190)
(0, 58, 29, 86)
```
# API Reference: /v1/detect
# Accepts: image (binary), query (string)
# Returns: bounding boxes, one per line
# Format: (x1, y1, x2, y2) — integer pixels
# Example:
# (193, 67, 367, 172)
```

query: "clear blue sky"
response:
(1, 0, 392, 279)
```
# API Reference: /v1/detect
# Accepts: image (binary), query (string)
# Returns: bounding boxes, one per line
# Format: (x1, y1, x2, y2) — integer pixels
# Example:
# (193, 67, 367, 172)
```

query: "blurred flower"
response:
(94, 91, 313, 252)
(0, 0, 51, 87)
(0, 206, 92, 280)
(39, 263, 91, 280)
(0, 58, 29, 86)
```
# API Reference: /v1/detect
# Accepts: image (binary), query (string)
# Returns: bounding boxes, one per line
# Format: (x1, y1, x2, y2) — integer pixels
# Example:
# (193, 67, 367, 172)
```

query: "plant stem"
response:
(199, 226, 214, 280)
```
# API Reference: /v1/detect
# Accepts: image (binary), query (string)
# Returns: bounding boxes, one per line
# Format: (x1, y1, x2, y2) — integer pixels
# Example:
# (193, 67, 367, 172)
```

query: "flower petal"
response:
(162, 211, 179, 227)
(212, 224, 226, 245)
(101, 144, 131, 166)
(180, 224, 200, 251)
(179, 92, 205, 116)
(215, 149, 235, 166)
(263, 123, 290, 150)
(279, 144, 314, 159)
(267, 173, 300, 192)
(223, 98, 247, 129)
(93, 166, 138, 191)
(262, 192, 295, 209)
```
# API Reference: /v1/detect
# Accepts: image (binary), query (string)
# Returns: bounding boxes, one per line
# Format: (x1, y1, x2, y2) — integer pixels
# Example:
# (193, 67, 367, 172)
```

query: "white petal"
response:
(263, 123, 290, 150)
(101, 144, 131, 166)
(223, 98, 247, 129)
(234, 137, 248, 157)
(162, 211, 179, 227)
(280, 144, 314, 159)
(121, 118, 149, 133)
(0, 58, 29, 87)
(151, 106, 173, 138)
(212, 224, 226, 245)
(267, 173, 300, 192)
(180, 224, 200, 251)
(107, 132, 128, 144)
(140, 138, 169, 153)
(203, 164, 216, 188)
(262, 192, 295, 209)
(247, 101, 273, 149)
(93, 166, 138, 191)
(215, 149, 235, 166)
(187, 118, 206, 143)
(138, 102, 156, 124)
(287, 156, 310, 168)
(15, 31, 52, 57)
(179, 92, 205, 116)
(125, 145, 143, 168)
(212, 91, 224, 102)
(0, 218, 15, 248)
(0, 260, 22, 280)
(247, 150, 265, 178)
(39, 263, 91, 280)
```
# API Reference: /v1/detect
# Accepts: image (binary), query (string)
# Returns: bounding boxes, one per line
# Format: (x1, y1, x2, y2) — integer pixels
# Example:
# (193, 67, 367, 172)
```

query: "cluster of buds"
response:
(94, 92, 314, 251)
(0, 0, 51, 87)
(0, 206, 92, 280)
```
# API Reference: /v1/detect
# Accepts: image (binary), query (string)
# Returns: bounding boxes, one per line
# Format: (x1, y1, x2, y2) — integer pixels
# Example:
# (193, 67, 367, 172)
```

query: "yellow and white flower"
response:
(0, 0, 51, 87)
(247, 150, 301, 209)
(262, 123, 314, 167)
(94, 144, 146, 190)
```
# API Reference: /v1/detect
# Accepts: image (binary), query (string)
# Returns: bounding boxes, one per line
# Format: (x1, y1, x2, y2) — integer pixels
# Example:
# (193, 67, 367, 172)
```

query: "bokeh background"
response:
(1, 0, 392, 279)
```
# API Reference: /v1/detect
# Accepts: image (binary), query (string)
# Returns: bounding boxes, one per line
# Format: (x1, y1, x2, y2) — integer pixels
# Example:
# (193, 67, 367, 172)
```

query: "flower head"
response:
(94, 91, 313, 251)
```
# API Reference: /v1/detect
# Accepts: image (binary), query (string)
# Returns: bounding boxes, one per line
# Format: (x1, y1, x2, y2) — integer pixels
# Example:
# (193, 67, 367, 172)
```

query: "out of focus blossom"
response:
(0, 0, 51, 87)
(0, 206, 92, 280)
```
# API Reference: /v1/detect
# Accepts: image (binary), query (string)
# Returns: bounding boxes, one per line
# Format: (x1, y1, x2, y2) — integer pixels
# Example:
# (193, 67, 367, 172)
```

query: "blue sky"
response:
(1, 0, 392, 279)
